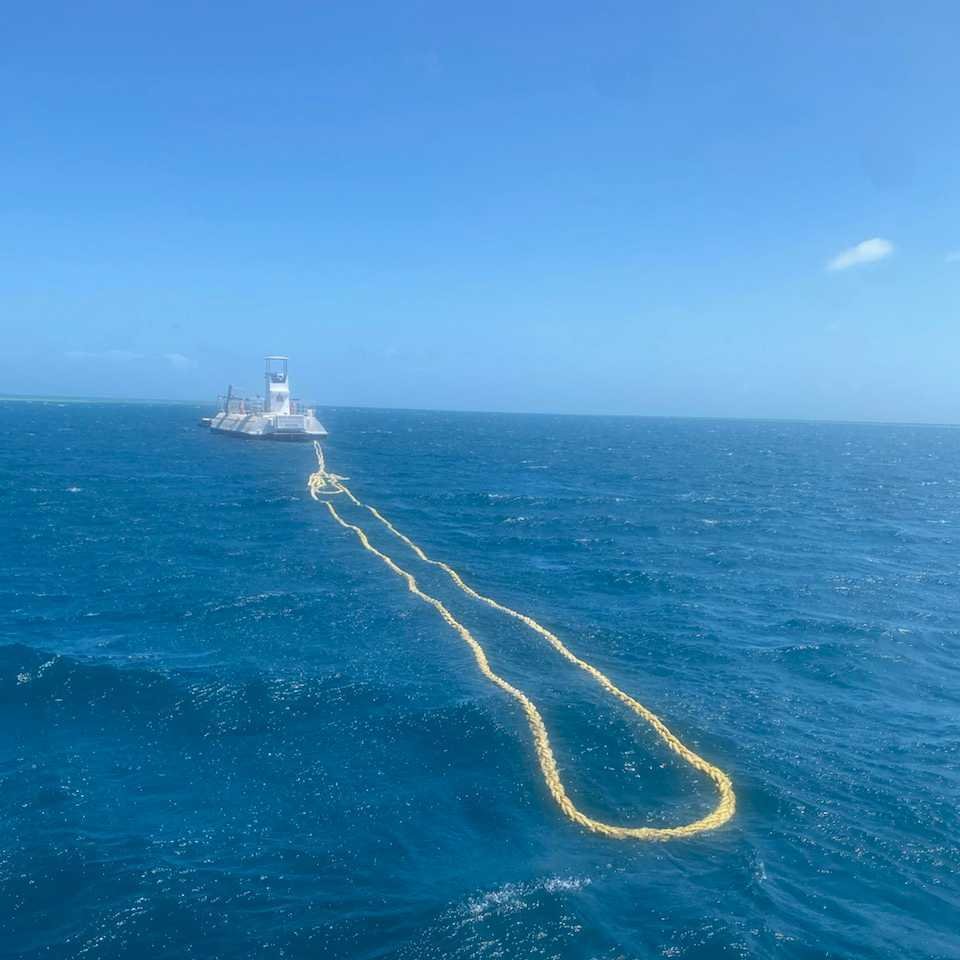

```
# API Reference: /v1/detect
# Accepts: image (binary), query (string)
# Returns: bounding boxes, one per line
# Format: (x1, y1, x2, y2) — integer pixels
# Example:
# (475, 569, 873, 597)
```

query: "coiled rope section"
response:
(308, 443, 735, 840)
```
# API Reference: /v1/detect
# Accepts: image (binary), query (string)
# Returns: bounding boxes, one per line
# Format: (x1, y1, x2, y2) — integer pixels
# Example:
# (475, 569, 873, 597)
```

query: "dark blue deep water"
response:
(2, 402, 958, 960)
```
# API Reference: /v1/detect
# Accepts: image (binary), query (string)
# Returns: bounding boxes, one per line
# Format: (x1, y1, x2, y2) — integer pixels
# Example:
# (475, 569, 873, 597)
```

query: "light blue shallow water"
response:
(2, 401, 958, 959)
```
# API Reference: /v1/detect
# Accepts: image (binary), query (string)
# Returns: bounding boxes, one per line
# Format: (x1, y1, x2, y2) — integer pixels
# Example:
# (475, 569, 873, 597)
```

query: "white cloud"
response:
(163, 352, 196, 371)
(826, 237, 894, 272)
(946, 250, 960, 263)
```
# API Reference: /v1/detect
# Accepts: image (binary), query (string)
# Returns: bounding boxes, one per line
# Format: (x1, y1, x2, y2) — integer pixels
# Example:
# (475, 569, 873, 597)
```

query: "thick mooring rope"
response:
(308, 443, 735, 840)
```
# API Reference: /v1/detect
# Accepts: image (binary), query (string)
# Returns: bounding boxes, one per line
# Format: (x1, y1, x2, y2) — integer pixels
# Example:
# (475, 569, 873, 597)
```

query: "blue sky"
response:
(2, 1, 959, 421)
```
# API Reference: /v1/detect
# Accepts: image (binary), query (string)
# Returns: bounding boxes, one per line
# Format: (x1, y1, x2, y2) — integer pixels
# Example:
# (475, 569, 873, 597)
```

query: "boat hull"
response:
(211, 428, 322, 442)
(208, 411, 328, 440)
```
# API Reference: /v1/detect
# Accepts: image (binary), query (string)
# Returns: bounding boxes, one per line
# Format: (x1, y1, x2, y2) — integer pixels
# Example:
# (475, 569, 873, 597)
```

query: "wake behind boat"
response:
(205, 356, 327, 441)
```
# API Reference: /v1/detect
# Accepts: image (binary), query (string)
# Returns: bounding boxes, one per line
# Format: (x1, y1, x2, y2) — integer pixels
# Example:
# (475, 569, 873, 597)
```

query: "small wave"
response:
(458, 874, 591, 923)
(0, 643, 404, 740)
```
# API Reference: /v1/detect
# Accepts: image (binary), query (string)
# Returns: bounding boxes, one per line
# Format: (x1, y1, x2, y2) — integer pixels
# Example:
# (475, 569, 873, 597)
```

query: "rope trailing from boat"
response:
(308, 442, 735, 841)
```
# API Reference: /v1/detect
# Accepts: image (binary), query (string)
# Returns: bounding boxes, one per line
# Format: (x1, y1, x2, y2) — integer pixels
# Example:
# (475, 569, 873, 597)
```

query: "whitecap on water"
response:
(457, 875, 591, 924)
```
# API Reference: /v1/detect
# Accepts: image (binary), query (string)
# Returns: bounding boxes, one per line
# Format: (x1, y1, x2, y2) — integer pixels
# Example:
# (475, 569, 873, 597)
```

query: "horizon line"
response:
(2, 392, 958, 430)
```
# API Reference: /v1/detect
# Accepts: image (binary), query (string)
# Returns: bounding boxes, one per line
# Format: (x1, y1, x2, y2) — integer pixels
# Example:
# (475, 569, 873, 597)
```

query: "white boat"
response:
(206, 356, 328, 441)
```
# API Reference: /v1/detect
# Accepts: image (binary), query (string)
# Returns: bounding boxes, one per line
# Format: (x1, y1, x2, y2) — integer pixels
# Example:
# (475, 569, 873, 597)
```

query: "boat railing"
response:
(217, 394, 315, 416)
(218, 395, 265, 415)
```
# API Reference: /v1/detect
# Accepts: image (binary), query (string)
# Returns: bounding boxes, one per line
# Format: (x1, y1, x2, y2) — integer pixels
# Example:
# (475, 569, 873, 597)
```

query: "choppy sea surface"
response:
(2, 401, 958, 960)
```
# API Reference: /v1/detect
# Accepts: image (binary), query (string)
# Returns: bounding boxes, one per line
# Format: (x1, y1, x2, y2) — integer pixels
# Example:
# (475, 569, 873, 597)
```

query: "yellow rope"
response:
(308, 442, 735, 840)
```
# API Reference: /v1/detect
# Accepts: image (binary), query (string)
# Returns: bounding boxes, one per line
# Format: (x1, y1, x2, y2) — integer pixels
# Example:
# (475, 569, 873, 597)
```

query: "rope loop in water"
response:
(308, 442, 735, 841)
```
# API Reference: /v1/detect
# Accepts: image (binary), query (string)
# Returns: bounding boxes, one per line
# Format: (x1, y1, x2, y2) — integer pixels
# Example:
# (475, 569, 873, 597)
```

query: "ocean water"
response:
(2, 401, 958, 960)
